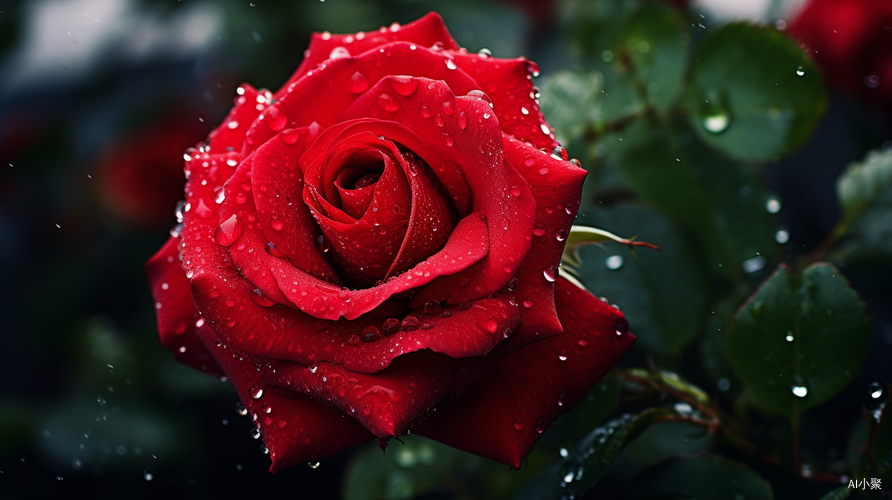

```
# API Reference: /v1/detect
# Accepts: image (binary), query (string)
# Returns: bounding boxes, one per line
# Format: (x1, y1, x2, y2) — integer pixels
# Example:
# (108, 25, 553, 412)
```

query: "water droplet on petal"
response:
(214, 215, 244, 247)
(869, 382, 883, 399)
(249, 385, 264, 399)
(445, 59, 457, 70)
(250, 288, 276, 307)
(329, 46, 350, 60)
(382, 318, 401, 336)
(420, 105, 431, 118)
(315, 234, 330, 253)
(348, 72, 369, 94)
(377, 93, 400, 112)
(361, 326, 382, 342)
(281, 129, 301, 144)
(390, 76, 419, 96)
(266, 107, 287, 131)
(796, 65, 805, 77)
(543, 266, 557, 282)
(401, 316, 420, 332)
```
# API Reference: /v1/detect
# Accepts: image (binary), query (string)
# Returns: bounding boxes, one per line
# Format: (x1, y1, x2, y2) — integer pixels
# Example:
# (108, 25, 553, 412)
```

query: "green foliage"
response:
(829, 149, 892, 263)
(573, 205, 710, 365)
(684, 23, 827, 161)
(344, 436, 544, 500)
(727, 264, 871, 417)
(539, 375, 623, 449)
(518, 408, 687, 500)
(626, 456, 774, 500)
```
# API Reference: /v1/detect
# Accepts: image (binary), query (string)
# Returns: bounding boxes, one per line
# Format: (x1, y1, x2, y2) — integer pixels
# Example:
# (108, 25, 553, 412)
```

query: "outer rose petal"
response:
(452, 135, 587, 392)
(259, 349, 454, 440)
(198, 338, 374, 473)
(414, 277, 636, 468)
(147, 237, 223, 376)
(281, 12, 461, 91)
(448, 52, 559, 151)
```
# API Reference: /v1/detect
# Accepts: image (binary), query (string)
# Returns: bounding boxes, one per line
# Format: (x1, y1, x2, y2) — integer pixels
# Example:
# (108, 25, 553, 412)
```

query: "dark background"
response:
(0, 0, 889, 498)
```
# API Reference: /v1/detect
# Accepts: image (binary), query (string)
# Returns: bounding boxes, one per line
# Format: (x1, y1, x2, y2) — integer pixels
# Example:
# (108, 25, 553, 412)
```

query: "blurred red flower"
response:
(789, 0, 892, 108)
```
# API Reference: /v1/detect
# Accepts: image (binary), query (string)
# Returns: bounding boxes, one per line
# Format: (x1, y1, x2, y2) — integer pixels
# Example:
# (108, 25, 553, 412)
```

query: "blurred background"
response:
(0, 0, 890, 498)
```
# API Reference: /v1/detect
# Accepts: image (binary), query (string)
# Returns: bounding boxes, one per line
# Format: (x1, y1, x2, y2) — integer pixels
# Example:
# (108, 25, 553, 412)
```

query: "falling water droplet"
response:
(775, 229, 790, 244)
(703, 112, 730, 133)
(605, 255, 623, 270)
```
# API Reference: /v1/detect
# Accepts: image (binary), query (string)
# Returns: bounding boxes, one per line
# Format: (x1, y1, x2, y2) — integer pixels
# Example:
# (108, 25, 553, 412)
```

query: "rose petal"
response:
(414, 277, 636, 468)
(448, 52, 558, 151)
(207, 84, 264, 155)
(452, 134, 588, 392)
(245, 42, 481, 159)
(260, 350, 453, 440)
(337, 78, 537, 306)
(146, 237, 223, 376)
(280, 12, 461, 92)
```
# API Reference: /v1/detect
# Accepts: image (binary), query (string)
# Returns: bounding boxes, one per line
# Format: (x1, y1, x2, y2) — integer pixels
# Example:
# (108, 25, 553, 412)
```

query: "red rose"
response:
(789, 0, 892, 108)
(99, 114, 211, 229)
(146, 12, 634, 472)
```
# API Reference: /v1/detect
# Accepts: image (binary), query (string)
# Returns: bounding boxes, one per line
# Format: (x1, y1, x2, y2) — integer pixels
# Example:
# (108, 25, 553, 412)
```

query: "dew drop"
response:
(506, 277, 519, 292)
(870, 382, 883, 399)
(250, 288, 276, 307)
(796, 65, 805, 77)
(143, 468, 154, 481)
(361, 326, 382, 342)
(775, 229, 790, 244)
(214, 215, 244, 247)
(792, 385, 808, 398)
(540, 123, 551, 135)
(401, 316, 420, 332)
(308, 461, 320, 469)
(249, 385, 264, 399)
(266, 107, 287, 131)
(513, 421, 524, 431)
(270, 220, 285, 231)
(605, 255, 623, 270)
(348, 71, 370, 94)
(377, 93, 400, 112)
(458, 112, 468, 129)
(445, 59, 457, 70)
(382, 318, 401, 336)
(766, 197, 781, 213)
(555, 229, 568, 242)
(281, 129, 301, 145)
(615, 322, 628, 336)
(543, 266, 557, 282)
(315, 234, 330, 253)
(329, 46, 350, 60)
(390, 76, 419, 96)
(703, 112, 730, 133)
(420, 105, 431, 118)
(532, 225, 546, 237)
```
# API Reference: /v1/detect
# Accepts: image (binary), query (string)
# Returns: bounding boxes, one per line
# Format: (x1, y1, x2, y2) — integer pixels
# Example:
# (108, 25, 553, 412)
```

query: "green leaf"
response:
(817, 486, 851, 500)
(539, 375, 622, 448)
(603, 119, 780, 277)
(518, 408, 688, 500)
(344, 436, 541, 500)
(727, 263, 871, 417)
(829, 149, 892, 263)
(698, 293, 745, 398)
(574, 205, 710, 365)
(626, 456, 774, 500)
(617, 3, 689, 113)
(838, 149, 892, 217)
(685, 22, 826, 162)
(539, 71, 605, 145)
